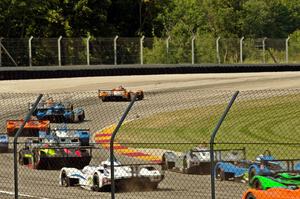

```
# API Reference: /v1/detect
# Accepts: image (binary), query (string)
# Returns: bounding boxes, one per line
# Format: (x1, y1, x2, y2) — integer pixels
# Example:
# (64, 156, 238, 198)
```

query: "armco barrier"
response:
(1, 64, 300, 80)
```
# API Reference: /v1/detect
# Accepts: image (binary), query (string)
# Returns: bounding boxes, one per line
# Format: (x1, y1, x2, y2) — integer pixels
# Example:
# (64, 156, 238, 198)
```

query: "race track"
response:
(0, 72, 300, 199)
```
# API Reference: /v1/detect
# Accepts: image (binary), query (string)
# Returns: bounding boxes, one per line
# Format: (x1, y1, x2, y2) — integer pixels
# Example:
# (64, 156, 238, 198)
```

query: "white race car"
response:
(59, 159, 164, 192)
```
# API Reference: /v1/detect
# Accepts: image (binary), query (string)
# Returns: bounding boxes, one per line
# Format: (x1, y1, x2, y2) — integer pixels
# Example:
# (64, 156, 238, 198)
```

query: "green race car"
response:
(250, 173, 300, 190)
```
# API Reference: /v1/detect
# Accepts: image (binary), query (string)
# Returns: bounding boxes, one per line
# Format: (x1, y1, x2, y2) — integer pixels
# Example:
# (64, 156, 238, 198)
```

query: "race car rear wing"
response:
(258, 158, 300, 173)
(190, 147, 246, 161)
(28, 102, 73, 111)
(50, 128, 90, 132)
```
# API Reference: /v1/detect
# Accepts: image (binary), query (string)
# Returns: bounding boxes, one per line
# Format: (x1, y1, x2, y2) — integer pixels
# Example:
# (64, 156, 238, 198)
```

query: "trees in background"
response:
(1, 0, 300, 65)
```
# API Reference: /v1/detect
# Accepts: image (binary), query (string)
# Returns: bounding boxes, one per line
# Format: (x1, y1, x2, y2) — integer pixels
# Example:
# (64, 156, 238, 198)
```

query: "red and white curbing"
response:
(94, 124, 161, 163)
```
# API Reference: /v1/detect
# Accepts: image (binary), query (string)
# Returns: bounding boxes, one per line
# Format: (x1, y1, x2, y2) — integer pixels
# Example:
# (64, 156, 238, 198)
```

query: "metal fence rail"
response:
(0, 36, 299, 66)
(0, 89, 300, 198)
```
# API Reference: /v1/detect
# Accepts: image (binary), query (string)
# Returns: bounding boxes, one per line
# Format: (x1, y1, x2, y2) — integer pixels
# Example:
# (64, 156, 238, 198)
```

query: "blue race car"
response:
(215, 160, 253, 182)
(32, 101, 85, 123)
(0, 134, 9, 152)
(215, 150, 300, 182)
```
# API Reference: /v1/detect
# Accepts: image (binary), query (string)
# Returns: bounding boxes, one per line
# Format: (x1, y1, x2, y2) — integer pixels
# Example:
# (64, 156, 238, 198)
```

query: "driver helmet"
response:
(256, 154, 264, 161)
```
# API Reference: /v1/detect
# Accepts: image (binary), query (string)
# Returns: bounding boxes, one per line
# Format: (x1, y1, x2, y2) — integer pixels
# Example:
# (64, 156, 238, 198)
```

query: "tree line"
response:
(1, 0, 299, 38)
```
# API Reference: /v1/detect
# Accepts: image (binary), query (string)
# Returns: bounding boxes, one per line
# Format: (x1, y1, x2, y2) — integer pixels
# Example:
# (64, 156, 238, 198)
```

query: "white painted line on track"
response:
(0, 190, 50, 199)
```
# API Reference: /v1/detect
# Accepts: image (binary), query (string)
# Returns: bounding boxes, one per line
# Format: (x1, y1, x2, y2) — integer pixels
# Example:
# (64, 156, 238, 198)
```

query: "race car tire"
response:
(61, 171, 70, 187)
(249, 168, 257, 182)
(245, 193, 256, 199)
(161, 155, 168, 170)
(129, 93, 135, 101)
(33, 151, 40, 169)
(67, 113, 75, 123)
(92, 174, 100, 192)
(101, 97, 107, 102)
(18, 151, 24, 165)
(149, 182, 158, 190)
(252, 179, 262, 190)
(78, 111, 85, 122)
(216, 168, 224, 181)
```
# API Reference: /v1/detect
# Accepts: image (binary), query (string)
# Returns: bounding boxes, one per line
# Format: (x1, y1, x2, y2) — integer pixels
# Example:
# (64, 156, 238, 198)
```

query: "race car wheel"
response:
(249, 168, 256, 182)
(18, 151, 24, 165)
(78, 111, 85, 122)
(61, 171, 70, 187)
(101, 97, 107, 102)
(216, 168, 224, 181)
(92, 174, 100, 192)
(252, 179, 262, 190)
(245, 193, 256, 199)
(161, 155, 168, 170)
(68, 113, 75, 123)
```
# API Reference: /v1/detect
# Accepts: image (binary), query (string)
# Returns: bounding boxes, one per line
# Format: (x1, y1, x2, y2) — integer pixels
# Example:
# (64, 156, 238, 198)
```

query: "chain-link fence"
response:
(1, 37, 299, 66)
(1, 89, 300, 198)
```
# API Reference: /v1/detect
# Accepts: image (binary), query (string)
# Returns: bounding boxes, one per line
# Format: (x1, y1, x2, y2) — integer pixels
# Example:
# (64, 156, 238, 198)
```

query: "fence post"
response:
(14, 94, 43, 199)
(240, 37, 244, 63)
(216, 36, 221, 64)
(114, 35, 119, 65)
(140, 36, 145, 65)
(58, 36, 62, 66)
(262, 37, 267, 64)
(110, 94, 137, 199)
(166, 36, 171, 64)
(0, 37, 2, 67)
(86, 36, 91, 66)
(192, 35, 196, 64)
(210, 91, 239, 199)
(285, 37, 290, 63)
(28, 36, 33, 67)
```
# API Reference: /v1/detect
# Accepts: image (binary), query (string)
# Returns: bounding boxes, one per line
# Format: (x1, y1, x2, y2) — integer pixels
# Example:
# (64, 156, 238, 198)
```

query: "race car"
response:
(18, 133, 92, 170)
(0, 134, 9, 153)
(31, 101, 85, 123)
(215, 151, 300, 182)
(161, 147, 245, 174)
(50, 127, 91, 146)
(59, 158, 164, 192)
(98, 86, 144, 102)
(6, 119, 50, 137)
(215, 160, 252, 182)
(250, 172, 300, 190)
(242, 188, 300, 199)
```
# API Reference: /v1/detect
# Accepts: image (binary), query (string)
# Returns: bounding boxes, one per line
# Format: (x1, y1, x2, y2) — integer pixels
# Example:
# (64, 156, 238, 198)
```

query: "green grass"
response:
(117, 93, 300, 159)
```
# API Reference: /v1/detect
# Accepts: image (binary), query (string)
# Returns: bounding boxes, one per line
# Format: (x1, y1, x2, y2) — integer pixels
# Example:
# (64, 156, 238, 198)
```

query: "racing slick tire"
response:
(252, 179, 262, 190)
(61, 171, 71, 187)
(249, 168, 257, 182)
(67, 112, 75, 123)
(92, 174, 100, 192)
(161, 154, 168, 170)
(245, 193, 256, 199)
(78, 111, 85, 122)
(216, 168, 225, 181)
(18, 150, 25, 165)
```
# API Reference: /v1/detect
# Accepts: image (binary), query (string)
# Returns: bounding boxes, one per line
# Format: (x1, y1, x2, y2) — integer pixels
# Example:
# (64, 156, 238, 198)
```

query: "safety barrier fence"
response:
(0, 89, 300, 198)
(1, 37, 300, 66)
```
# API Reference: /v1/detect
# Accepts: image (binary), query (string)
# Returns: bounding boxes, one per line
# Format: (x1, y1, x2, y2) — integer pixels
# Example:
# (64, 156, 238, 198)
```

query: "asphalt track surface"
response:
(1, 72, 300, 199)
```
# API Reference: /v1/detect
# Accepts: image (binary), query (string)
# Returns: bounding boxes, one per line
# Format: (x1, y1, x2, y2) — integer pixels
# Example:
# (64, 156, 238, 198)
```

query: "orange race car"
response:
(98, 86, 144, 102)
(6, 119, 50, 137)
(242, 188, 300, 199)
